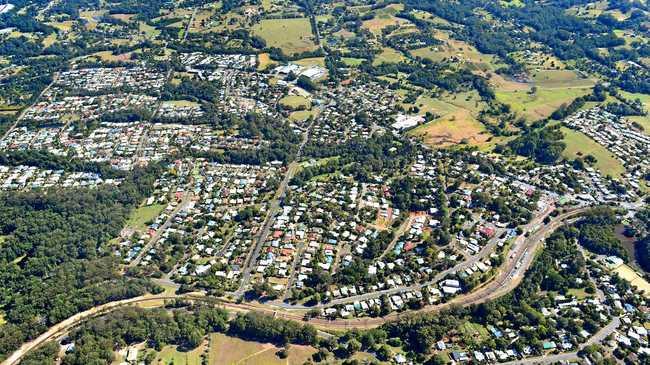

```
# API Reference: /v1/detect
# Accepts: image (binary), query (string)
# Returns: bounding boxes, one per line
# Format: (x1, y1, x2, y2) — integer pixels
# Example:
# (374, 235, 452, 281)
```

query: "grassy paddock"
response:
(252, 18, 316, 55)
(560, 127, 625, 178)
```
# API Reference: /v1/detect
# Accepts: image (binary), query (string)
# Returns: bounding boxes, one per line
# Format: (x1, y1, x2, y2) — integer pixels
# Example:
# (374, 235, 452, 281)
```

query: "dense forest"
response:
(0, 163, 163, 361)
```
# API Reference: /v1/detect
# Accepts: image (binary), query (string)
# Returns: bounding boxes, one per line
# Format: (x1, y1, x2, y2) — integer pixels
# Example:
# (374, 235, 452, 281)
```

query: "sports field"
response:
(279, 95, 311, 110)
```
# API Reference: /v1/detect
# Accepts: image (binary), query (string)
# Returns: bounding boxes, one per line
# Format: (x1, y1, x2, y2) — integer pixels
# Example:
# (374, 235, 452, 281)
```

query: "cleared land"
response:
(207, 333, 316, 365)
(560, 127, 625, 178)
(613, 264, 650, 298)
(496, 87, 592, 121)
(151, 343, 206, 365)
(529, 70, 595, 89)
(373, 47, 405, 65)
(252, 18, 317, 55)
(408, 110, 491, 147)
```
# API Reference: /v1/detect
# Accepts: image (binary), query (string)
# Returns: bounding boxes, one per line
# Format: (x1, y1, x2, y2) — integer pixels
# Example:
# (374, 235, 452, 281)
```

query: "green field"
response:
(459, 321, 490, 342)
(342, 57, 365, 67)
(496, 87, 592, 121)
(529, 70, 595, 89)
(279, 95, 310, 110)
(561, 127, 625, 178)
(252, 18, 317, 55)
(373, 47, 405, 65)
(126, 204, 165, 231)
(289, 110, 318, 122)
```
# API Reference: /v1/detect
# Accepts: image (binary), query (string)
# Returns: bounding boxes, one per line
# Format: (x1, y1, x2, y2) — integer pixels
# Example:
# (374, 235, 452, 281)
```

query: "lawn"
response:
(293, 57, 325, 68)
(373, 47, 405, 66)
(252, 18, 317, 56)
(560, 127, 625, 178)
(163, 100, 200, 108)
(342, 57, 365, 66)
(126, 204, 165, 231)
(279, 95, 310, 110)
(208, 333, 274, 364)
(139, 21, 160, 38)
(0, 312, 6, 326)
(495, 87, 592, 121)
(362, 14, 410, 34)
(459, 322, 490, 342)
(567, 288, 590, 299)
(410, 36, 503, 72)
(401, 95, 459, 117)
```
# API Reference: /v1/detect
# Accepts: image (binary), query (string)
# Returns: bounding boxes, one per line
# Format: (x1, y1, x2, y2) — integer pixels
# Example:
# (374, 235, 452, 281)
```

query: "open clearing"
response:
(496, 87, 592, 121)
(207, 333, 316, 364)
(560, 127, 625, 178)
(620, 91, 650, 135)
(126, 204, 165, 231)
(152, 343, 206, 365)
(408, 110, 491, 148)
(279, 95, 310, 110)
(252, 18, 316, 55)
(373, 47, 405, 65)
(613, 264, 650, 298)
(529, 70, 595, 89)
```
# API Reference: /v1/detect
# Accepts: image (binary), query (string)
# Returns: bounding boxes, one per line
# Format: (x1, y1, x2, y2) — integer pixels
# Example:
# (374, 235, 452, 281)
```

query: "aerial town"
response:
(0, 0, 648, 364)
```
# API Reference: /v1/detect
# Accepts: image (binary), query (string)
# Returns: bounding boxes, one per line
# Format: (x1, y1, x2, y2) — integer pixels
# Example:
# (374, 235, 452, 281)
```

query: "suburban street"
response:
(1, 204, 600, 365)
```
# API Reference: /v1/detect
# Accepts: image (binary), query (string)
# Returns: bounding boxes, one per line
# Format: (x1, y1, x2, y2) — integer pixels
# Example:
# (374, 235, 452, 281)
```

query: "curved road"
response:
(1, 206, 593, 365)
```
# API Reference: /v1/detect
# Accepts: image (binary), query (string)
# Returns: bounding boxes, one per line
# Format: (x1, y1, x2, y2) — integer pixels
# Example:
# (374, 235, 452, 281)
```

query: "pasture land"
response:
(373, 47, 405, 65)
(252, 18, 317, 55)
(495, 87, 592, 121)
(408, 109, 491, 148)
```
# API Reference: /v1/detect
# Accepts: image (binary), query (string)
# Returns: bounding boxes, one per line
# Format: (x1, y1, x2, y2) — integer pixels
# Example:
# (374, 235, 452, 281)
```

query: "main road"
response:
(2, 205, 595, 365)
